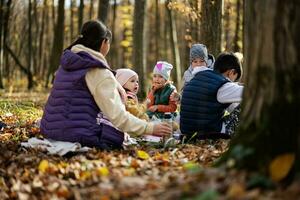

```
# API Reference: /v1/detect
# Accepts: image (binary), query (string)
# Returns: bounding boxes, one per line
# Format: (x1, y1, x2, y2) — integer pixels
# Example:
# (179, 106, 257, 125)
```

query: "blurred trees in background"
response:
(0, 0, 243, 93)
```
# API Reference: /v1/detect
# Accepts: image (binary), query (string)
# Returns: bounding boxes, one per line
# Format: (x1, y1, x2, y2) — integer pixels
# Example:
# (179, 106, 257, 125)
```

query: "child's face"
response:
(152, 74, 167, 89)
(123, 75, 139, 94)
(191, 58, 206, 68)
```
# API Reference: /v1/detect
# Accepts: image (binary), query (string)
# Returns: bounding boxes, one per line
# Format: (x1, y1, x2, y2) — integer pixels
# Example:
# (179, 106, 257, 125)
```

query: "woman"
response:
(40, 20, 171, 149)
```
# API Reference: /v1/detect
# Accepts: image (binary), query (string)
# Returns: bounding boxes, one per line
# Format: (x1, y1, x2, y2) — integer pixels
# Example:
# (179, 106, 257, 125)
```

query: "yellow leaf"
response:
(79, 171, 91, 180)
(38, 159, 49, 173)
(97, 167, 109, 176)
(269, 153, 295, 181)
(227, 183, 246, 198)
(137, 150, 150, 160)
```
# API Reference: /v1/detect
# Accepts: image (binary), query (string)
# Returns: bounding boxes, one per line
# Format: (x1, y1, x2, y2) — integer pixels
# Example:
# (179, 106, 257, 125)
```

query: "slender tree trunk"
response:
(78, 0, 84, 34)
(70, 0, 75, 43)
(133, 0, 147, 96)
(51, 0, 56, 29)
(98, 0, 109, 24)
(32, 0, 39, 76)
(222, 0, 300, 181)
(223, 3, 231, 51)
(155, 0, 160, 61)
(46, 0, 65, 87)
(166, 0, 181, 89)
(109, 0, 117, 67)
(27, 0, 33, 89)
(0, 0, 4, 89)
(233, 0, 242, 52)
(200, 0, 223, 56)
(89, 0, 94, 19)
(38, 0, 47, 79)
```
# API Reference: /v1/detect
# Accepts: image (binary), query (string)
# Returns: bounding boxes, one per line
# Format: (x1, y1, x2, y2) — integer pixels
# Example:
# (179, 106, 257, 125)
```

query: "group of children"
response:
(114, 43, 243, 140)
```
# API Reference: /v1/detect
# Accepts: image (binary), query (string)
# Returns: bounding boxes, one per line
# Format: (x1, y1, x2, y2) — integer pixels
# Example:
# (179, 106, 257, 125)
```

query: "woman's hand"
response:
(152, 122, 172, 137)
(148, 105, 158, 112)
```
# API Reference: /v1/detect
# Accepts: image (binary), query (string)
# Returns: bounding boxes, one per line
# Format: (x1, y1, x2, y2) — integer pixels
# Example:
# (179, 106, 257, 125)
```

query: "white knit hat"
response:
(153, 61, 173, 80)
(115, 68, 138, 86)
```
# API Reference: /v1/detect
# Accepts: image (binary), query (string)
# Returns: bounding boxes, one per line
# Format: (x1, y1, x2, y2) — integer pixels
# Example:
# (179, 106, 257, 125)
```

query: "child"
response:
(116, 68, 149, 121)
(180, 52, 243, 140)
(181, 44, 215, 89)
(146, 61, 177, 119)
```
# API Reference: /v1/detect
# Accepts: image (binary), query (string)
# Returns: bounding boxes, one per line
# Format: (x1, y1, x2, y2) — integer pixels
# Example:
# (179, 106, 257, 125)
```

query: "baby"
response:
(116, 68, 149, 121)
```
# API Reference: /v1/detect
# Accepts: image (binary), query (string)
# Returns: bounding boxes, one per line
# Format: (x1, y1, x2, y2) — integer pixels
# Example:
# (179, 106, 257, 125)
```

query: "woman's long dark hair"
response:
(66, 20, 112, 52)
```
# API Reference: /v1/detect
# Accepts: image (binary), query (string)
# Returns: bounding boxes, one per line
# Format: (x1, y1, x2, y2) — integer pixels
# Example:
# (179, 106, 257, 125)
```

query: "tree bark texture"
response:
(47, 0, 65, 87)
(166, 0, 181, 89)
(98, 0, 109, 24)
(200, 0, 223, 56)
(133, 0, 147, 96)
(224, 0, 300, 178)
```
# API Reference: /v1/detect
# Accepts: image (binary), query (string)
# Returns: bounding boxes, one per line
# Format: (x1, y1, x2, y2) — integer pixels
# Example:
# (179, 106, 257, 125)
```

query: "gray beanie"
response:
(190, 44, 208, 64)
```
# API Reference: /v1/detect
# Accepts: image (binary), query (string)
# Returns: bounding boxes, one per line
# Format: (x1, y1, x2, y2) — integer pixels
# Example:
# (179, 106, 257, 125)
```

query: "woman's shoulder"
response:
(86, 67, 115, 80)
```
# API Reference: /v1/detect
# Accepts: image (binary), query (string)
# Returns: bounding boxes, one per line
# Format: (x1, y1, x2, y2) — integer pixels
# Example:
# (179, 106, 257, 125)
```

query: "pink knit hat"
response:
(115, 68, 138, 86)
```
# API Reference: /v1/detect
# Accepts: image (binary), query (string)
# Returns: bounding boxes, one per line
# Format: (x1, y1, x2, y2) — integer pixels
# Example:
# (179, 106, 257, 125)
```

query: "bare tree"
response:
(69, 0, 75, 43)
(133, 0, 147, 96)
(233, 0, 242, 52)
(89, 0, 94, 19)
(78, 0, 84, 34)
(0, 0, 4, 88)
(166, 0, 181, 89)
(27, 0, 34, 89)
(155, 0, 160, 61)
(46, 0, 65, 87)
(200, 0, 223, 56)
(98, 0, 109, 24)
(222, 0, 300, 180)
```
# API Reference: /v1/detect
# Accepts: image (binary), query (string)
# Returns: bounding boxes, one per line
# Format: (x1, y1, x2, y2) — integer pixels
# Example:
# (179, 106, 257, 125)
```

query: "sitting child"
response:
(146, 61, 177, 119)
(180, 52, 243, 140)
(116, 68, 149, 121)
(182, 43, 215, 89)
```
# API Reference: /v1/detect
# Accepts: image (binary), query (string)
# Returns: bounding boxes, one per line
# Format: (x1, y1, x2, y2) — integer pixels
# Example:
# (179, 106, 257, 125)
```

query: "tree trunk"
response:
(233, 0, 242, 52)
(223, 2, 231, 51)
(155, 0, 160, 61)
(27, 0, 33, 89)
(89, 0, 94, 19)
(98, 0, 109, 24)
(46, 0, 65, 87)
(109, 0, 117, 67)
(38, 0, 47, 78)
(200, 0, 223, 56)
(70, 0, 75, 43)
(133, 0, 147, 96)
(3, 0, 11, 82)
(78, 0, 84, 34)
(0, 0, 4, 89)
(222, 0, 300, 180)
(166, 0, 181, 89)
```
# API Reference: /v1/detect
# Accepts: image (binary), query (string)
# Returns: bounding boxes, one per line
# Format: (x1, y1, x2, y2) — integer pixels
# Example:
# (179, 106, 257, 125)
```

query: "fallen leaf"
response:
(38, 160, 49, 173)
(97, 167, 109, 176)
(137, 150, 150, 160)
(269, 153, 295, 181)
(227, 183, 246, 198)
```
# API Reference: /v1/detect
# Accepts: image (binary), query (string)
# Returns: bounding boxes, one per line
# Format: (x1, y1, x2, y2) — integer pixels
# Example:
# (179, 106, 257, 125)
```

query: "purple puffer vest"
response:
(40, 50, 123, 148)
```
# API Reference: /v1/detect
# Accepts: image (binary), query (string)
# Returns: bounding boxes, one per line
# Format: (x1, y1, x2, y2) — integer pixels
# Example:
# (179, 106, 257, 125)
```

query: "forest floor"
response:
(0, 92, 299, 200)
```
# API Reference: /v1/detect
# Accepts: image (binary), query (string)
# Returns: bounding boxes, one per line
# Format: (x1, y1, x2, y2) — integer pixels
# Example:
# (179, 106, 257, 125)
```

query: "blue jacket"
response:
(180, 70, 229, 136)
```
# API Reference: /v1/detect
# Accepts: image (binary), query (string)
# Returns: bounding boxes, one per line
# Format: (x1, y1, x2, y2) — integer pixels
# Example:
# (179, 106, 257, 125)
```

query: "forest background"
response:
(0, 0, 242, 96)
